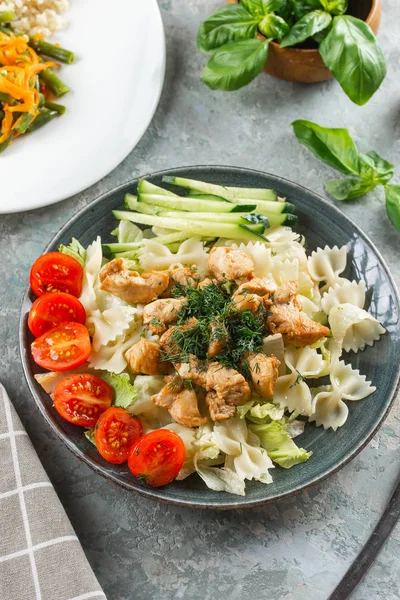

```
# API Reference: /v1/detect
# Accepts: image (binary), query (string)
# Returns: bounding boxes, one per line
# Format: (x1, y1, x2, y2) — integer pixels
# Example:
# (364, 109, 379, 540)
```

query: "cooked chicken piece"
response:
(151, 377, 183, 408)
(161, 267, 200, 297)
(207, 247, 254, 283)
(125, 338, 168, 375)
(232, 292, 262, 314)
(205, 391, 236, 421)
(246, 352, 280, 398)
(159, 318, 198, 357)
(169, 389, 208, 428)
(236, 277, 277, 297)
(143, 298, 185, 334)
(267, 281, 330, 346)
(198, 278, 213, 290)
(205, 363, 251, 421)
(207, 322, 229, 359)
(175, 354, 207, 388)
(152, 382, 207, 428)
(99, 259, 169, 304)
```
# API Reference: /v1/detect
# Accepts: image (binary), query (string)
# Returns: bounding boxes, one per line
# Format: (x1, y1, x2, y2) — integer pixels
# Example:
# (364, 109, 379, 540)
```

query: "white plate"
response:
(0, 0, 165, 214)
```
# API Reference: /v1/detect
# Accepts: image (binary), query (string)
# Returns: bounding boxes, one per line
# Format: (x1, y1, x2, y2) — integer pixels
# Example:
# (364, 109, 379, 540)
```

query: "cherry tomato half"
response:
(31, 321, 91, 371)
(28, 292, 86, 337)
(95, 408, 143, 464)
(128, 429, 185, 487)
(54, 374, 113, 427)
(30, 252, 83, 297)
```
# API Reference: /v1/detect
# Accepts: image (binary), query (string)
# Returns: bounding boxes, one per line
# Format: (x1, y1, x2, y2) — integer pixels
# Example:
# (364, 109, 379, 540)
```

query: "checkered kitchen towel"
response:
(0, 384, 106, 600)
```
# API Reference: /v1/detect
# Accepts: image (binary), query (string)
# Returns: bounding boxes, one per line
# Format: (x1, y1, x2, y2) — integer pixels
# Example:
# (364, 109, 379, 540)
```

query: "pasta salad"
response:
(28, 177, 385, 496)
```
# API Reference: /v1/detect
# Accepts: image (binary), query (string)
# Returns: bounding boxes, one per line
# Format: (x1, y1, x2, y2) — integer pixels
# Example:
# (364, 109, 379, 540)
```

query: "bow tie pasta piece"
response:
(88, 326, 142, 373)
(321, 280, 366, 314)
(329, 303, 385, 353)
(285, 345, 330, 379)
(273, 372, 313, 416)
(331, 361, 376, 401)
(310, 388, 349, 431)
(232, 241, 272, 277)
(139, 238, 209, 276)
(89, 305, 137, 352)
(310, 360, 375, 430)
(308, 245, 347, 292)
(212, 417, 274, 484)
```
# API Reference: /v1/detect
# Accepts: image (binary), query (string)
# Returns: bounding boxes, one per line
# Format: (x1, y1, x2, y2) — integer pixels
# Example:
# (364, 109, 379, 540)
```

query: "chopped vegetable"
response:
(54, 374, 113, 427)
(95, 407, 142, 464)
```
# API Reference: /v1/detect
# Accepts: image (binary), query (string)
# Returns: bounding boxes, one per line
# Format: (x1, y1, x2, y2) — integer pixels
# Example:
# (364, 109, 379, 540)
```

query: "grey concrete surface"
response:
(1, 1, 399, 598)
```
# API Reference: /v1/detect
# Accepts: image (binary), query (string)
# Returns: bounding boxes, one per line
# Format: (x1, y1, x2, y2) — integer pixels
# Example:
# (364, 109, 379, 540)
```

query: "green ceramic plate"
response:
(19, 166, 400, 509)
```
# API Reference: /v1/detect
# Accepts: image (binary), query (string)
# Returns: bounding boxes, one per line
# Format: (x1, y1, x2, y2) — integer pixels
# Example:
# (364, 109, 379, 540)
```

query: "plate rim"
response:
(2, 0, 166, 215)
(19, 164, 400, 509)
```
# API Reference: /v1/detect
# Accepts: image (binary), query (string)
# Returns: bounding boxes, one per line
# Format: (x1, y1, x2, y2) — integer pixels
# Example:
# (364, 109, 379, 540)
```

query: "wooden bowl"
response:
(227, 0, 382, 83)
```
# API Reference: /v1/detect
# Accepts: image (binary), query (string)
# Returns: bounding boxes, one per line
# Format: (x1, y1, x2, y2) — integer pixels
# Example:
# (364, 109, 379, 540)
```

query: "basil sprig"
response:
(292, 120, 399, 231)
(198, 1, 386, 104)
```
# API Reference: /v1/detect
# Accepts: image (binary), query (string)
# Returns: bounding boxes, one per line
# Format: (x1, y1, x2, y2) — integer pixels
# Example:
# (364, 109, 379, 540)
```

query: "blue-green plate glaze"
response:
(19, 166, 400, 509)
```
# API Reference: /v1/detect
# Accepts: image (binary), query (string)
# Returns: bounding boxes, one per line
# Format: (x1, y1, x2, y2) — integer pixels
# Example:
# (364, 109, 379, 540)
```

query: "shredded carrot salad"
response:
(0, 31, 55, 144)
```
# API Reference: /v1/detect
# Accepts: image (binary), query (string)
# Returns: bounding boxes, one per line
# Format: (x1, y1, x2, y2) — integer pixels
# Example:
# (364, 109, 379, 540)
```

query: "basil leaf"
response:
(243, 213, 270, 227)
(197, 5, 259, 53)
(259, 14, 289, 39)
(292, 120, 360, 175)
(320, 0, 348, 15)
(358, 151, 395, 185)
(319, 16, 387, 106)
(202, 39, 269, 91)
(289, 0, 323, 20)
(324, 177, 375, 200)
(241, 0, 265, 16)
(385, 185, 400, 231)
(262, 0, 288, 12)
(280, 10, 331, 47)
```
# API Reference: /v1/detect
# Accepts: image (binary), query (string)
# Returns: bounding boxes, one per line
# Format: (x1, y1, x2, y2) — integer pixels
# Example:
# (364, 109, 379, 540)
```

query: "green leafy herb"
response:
(319, 16, 386, 106)
(319, 0, 348, 15)
(289, 370, 305, 388)
(259, 14, 289, 39)
(292, 119, 399, 230)
(197, 1, 386, 104)
(243, 212, 270, 228)
(202, 38, 270, 91)
(280, 10, 332, 48)
(385, 185, 400, 232)
(292, 119, 360, 176)
(197, 5, 259, 53)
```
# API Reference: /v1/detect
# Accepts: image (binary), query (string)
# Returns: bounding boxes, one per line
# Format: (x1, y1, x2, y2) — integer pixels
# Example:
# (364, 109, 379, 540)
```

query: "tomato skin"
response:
(95, 408, 143, 464)
(128, 429, 185, 487)
(31, 321, 91, 371)
(28, 292, 86, 337)
(54, 374, 112, 427)
(30, 252, 83, 297)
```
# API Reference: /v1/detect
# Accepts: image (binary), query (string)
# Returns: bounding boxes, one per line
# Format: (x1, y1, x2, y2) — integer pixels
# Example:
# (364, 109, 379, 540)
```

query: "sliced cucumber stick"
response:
(137, 179, 177, 197)
(156, 210, 254, 224)
(162, 175, 277, 202)
(135, 193, 256, 214)
(113, 210, 267, 241)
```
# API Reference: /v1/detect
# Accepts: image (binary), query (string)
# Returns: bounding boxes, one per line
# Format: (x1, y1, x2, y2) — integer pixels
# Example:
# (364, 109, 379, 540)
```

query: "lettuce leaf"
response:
(59, 238, 86, 267)
(100, 372, 137, 409)
(249, 421, 312, 469)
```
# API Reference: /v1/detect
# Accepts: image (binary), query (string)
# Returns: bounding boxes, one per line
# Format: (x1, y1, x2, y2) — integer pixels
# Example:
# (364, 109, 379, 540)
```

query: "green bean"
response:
(28, 108, 58, 132)
(0, 11, 15, 24)
(15, 111, 35, 134)
(39, 68, 70, 97)
(29, 38, 74, 64)
(43, 101, 66, 115)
